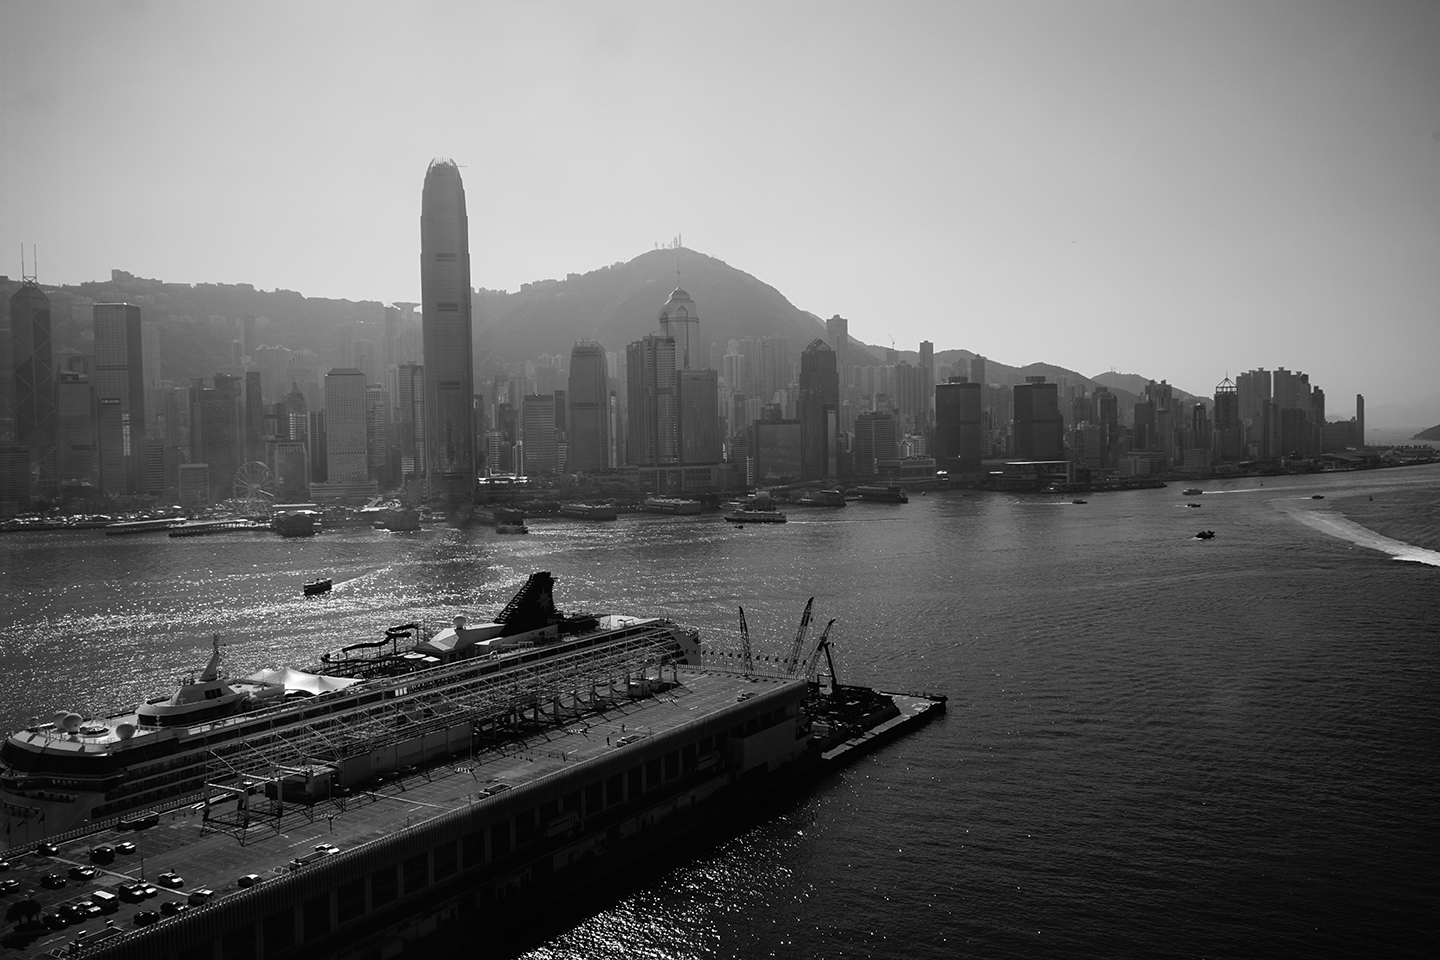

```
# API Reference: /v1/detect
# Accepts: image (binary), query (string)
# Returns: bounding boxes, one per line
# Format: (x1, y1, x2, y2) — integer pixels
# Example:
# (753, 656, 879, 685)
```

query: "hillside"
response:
(473, 247, 829, 369)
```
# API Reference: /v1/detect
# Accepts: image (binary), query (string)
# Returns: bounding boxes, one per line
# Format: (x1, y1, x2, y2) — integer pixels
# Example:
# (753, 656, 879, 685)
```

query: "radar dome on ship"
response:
(61, 712, 83, 732)
(114, 723, 136, 740)
(52, 711, 70, 727)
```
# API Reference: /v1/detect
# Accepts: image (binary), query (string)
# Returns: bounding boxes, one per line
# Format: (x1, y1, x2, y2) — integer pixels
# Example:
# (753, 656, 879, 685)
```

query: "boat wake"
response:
(1291, 509, 1440, 567)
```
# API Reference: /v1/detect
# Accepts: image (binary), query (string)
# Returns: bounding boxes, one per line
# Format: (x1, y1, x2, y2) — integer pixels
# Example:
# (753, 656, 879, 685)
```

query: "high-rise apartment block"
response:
(6, 278, 58, 499)
(420, 159, 476, 506)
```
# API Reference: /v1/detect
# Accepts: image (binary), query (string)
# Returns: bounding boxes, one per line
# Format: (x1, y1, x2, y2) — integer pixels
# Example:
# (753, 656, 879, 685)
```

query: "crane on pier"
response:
(737, 606, 754, 674)
(802, 619, 840, 688)
(785, 598, 815, 676)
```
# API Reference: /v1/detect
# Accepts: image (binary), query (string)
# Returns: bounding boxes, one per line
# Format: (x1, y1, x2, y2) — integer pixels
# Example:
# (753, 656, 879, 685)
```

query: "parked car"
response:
(0, 878, 20, 894)
(156, 872, 184, 888)
(0, 858, 10, 871)
(89, 846, 115, 863)
(114, 841, 137, 855)
(40, 873, 66, 889)
(37, 842, 59, 855)
(42, 912, 68, 930)
(161, 900, 189, 916)
(187, 889, 214, 906)
(236, 874, 262, 888)
(68, 865, 98, 881)
(132, 911, 160, 926)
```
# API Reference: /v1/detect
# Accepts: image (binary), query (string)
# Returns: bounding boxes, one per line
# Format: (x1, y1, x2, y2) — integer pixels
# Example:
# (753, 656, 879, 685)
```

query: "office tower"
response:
(195, 375, 243, 501)
(749, 417, 803, 482)
(93, 303, 146, 494)
(56, 372, 95, 485)
(308, 410, 327, 483)
(7, 278, 58, 497)
(283, 383, 309, 444)
(678, 369, 721, 464)
(1013, 377, 1063, 460)
(365, 383, 392, 483)
(568, 341, 610, 473)
(1356, 394, 1365, 446)
(383, 305, 400, 370)
(853, 411, 899, 475)
(395, 363, 424, 479)
(825, 315, 848, 387)
(241, 315, 257, 358)
(658, 287, 699, 372)
(142, 323, 161, 387)
(892, 361, 922, 425)
(1143, 379, 1175, 466)
(521, 394, 557, 474)
(271, 439, 309, 501)
(934, 378, 982, 474)
(626, 334, 678, 467)
(970, 354, 986, 387)
(1212, 378, 1240, 461)
(324, 368, 368, 484)
(244, 371, 263, 463)
(1093, 386, 1119, 468)
(759, 336, 789, 400)
(797, 339, 838, 479)
(919, 341, 934, 429)
(420, 159, 476, 506)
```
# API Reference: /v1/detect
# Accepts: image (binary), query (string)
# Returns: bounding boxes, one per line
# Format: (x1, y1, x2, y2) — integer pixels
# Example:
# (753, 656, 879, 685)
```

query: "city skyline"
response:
(2, 2, 1436, 423)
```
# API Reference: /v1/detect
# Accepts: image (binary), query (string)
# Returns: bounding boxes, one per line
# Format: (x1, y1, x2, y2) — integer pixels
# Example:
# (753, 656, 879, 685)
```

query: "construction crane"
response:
(802, 619, 840, 688)
(737, 606, 754, 674)
(785, 598, 815, 676)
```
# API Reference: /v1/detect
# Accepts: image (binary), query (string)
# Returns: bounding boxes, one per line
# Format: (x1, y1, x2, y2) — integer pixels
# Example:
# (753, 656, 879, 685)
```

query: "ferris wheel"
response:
(233, 461, 276, 513)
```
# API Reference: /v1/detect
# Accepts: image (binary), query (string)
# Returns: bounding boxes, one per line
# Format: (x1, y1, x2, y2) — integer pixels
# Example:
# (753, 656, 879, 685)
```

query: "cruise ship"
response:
(0, 580, 943, 960)
(0, 573, 699, 844)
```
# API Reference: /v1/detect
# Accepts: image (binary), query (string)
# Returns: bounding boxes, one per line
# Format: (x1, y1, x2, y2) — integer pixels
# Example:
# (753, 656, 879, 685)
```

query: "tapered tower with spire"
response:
(419, 159, 476, 510)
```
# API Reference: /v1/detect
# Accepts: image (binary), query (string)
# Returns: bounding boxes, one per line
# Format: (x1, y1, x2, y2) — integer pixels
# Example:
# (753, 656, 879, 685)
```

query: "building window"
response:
(371, 866, 398, 906)
(436, 302, 459, 312)
(303, 894, 331, 940)
(435, 252, 457, 262)
(263, 908, 295, 954)
(402, 853, 428, 894)
(434, 841, 458, 879)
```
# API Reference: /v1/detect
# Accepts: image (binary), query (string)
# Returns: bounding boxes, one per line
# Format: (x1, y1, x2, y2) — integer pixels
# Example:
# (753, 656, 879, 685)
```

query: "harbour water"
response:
(2, 464, 1436, 958)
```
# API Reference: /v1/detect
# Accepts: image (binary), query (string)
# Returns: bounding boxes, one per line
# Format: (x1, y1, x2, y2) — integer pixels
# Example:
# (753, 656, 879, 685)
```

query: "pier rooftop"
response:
(0, 669, 805, 959)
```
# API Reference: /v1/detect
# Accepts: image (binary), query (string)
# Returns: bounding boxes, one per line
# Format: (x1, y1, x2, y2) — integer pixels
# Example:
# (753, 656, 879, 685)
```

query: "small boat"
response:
(853, 484, 909, 503)
(558, 503, 618, 520)
(1182, 488, 1204, 496)
(1310, 495, 1324, 500)
(1071, 499, 1088, 505)
(1195, 530, 1216, 540)
(1185, 503, 1202, 508)
(303, 578, 332, 596)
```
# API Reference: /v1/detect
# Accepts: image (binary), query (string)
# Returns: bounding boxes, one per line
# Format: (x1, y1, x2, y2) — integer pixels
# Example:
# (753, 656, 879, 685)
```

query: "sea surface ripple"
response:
(1, 464, 1436, 959)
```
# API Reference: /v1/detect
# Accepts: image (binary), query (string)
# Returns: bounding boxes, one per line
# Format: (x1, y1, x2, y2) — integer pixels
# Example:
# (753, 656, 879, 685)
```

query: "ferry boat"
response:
(853, 484, 910, 503)
(725, 492, 787, 524)
(641, 497, 703, 515)
(1182, 487, 1204, 496)
(558, 503, 618, 520)
(0, 573, 699, 842)
(792, 489, 846, 508)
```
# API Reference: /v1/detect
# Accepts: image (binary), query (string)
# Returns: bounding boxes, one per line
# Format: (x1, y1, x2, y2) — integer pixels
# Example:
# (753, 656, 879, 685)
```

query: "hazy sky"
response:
(3, 1, 1438, 418)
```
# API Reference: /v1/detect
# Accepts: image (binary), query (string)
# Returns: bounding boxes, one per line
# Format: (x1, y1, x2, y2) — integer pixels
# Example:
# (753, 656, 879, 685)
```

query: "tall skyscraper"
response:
(658, 287, 699, 372)
(567, 341, 610, 473)
(7, 278, 58, 498)
(1013, 377, 1063, 460)
(678, 369, 721, 464)
(93, 303, 146, 494)
(1355, 394, 1365, 446)
(934, 378, 982, 474)
(797, 339, 838, 479)
(420, 159, 476, 507)
(325, 368, 368, 484)
(395, 363, 424, 480)
(56, 372, 95, 485)
(825, 315, 848, 387)
(625, 334, 678, 467)
(521, 394, 557, 474)
(918, 340, 934, 430)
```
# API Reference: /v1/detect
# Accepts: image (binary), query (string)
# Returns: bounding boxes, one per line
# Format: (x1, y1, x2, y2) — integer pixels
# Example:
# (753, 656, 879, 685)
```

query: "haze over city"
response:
(3, 0, 1438, 422)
